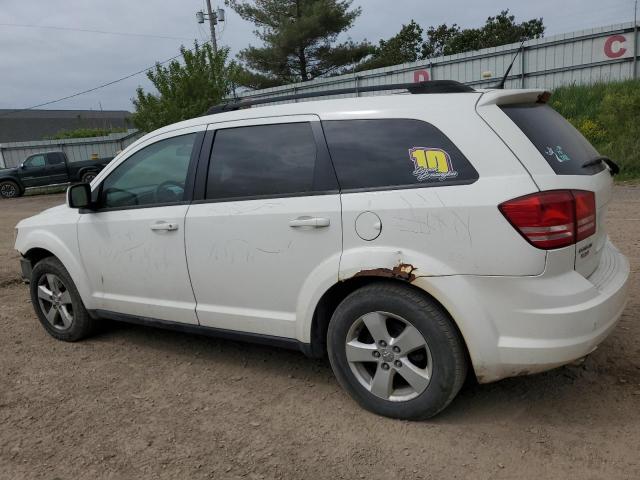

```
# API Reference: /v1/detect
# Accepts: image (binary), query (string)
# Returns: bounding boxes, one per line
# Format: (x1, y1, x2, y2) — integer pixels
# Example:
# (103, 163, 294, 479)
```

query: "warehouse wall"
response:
(0, 129, 142, 169)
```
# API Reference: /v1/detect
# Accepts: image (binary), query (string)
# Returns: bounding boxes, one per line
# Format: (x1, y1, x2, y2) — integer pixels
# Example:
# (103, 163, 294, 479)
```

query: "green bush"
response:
(45, 127, 127, 140)
(550, 80, 640, 180)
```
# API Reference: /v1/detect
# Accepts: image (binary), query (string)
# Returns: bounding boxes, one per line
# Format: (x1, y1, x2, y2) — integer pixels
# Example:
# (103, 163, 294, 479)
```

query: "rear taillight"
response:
(573, 190, 596, 241)
(499, 190, 596, 250)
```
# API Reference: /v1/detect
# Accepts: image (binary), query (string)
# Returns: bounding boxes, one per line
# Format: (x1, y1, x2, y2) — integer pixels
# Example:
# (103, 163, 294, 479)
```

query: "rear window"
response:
(501, 104, 605, 175)
(322, 119, 478, 190)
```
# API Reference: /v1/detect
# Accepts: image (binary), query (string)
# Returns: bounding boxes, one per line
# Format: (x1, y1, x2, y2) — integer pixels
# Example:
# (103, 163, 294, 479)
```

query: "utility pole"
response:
(205, 0, 217, 53)
(196, 1, 225, 53)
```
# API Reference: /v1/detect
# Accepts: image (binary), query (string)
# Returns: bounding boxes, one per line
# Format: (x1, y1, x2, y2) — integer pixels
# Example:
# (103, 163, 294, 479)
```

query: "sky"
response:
(0, 0, 636, 112)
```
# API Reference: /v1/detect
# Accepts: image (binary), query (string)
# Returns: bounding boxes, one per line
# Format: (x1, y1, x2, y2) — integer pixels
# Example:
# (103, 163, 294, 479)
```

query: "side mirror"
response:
(20, 163, 25, 169)
(67, 183, 93, 210)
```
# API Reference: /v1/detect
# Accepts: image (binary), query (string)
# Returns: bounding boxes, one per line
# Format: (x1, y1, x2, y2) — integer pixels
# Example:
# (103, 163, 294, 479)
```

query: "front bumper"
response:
(417, 240, 630, 383)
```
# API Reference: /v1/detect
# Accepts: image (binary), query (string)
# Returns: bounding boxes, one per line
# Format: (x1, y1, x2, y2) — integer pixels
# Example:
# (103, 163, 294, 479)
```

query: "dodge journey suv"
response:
(15, 81, 630, 419)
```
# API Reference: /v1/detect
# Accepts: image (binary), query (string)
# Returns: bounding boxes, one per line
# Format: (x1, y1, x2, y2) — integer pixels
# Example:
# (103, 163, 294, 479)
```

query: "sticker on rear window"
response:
(544, 145, 571, 163)
(408, 147, 458, 182)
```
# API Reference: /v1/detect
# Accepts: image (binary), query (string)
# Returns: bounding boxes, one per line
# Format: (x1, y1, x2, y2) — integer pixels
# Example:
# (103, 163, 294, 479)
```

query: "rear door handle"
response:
(150, 222, 179, 232)
(289, 216, 330, 228)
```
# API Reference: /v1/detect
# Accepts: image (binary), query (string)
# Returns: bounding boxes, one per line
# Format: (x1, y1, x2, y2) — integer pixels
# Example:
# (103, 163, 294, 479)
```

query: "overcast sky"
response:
(0, 0, 635, 112)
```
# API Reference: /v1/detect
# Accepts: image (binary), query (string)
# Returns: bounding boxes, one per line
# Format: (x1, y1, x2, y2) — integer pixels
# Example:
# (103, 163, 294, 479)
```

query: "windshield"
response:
(500, 104, 605, 175)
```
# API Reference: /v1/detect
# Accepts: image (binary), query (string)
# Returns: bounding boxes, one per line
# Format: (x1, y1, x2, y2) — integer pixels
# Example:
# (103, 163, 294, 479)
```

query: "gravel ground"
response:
(0, 187, 638, 480)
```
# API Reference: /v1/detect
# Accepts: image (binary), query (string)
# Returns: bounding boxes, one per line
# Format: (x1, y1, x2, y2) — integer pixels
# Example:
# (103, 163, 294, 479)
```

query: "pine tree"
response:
(229, 0, 373, 89)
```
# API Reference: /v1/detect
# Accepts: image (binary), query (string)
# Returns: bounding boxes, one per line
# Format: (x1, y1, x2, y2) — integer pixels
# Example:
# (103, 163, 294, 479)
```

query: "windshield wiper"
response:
(582, 156, 619, 176)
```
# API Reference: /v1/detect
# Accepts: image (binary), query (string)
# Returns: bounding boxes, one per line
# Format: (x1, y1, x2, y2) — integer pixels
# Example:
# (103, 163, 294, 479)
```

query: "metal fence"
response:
(0, 129, 143, 169)
(237, 21, 639, 104)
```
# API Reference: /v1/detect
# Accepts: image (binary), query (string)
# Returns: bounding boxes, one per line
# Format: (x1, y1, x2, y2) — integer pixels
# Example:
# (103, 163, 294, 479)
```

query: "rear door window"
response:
(500, 104, 605, 175)
(322, 119, 478, 190)
(46, 153, 65, 165)
(206, 122, 333, 200)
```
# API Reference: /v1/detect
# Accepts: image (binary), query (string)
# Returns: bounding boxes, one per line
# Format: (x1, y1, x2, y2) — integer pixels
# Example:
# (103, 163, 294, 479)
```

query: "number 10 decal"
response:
(408, 147, 459, 182)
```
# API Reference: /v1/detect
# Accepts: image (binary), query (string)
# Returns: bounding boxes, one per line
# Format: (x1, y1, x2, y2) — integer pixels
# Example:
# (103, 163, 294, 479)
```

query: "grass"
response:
(549, 80, 640, 180)
(44, 127, 127, 140)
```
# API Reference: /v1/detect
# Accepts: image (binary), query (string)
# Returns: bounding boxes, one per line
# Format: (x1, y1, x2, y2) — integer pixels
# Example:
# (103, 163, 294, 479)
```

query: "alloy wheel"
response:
(37, 273, 74, 331)
(0, 183, 18, 198)
(345, 311, 433, 402)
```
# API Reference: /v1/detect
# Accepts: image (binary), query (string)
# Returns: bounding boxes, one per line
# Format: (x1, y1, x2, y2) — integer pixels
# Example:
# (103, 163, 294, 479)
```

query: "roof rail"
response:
(206, 80, 474, 115)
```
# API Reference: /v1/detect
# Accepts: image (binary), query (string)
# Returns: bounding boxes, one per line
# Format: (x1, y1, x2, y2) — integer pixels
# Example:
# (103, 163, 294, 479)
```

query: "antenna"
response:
(494, 39, 526, 89)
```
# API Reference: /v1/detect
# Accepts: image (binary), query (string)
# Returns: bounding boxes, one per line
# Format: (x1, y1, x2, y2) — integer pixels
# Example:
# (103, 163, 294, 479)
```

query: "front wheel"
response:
(0, 180, 21, 198)
(327, 282, 467, 419)
(30, 257, 96, 341)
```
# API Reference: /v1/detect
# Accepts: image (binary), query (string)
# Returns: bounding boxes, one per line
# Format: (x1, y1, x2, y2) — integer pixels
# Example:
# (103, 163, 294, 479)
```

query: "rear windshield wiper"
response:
(582, 156, 620, 176)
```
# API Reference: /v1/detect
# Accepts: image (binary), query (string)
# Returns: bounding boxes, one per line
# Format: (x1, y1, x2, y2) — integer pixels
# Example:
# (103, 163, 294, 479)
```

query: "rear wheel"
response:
(81, 171, 97, 183)
(0, 180, 21, 198)
(327, 282, 467, 419)
(30, 257, 95, 341)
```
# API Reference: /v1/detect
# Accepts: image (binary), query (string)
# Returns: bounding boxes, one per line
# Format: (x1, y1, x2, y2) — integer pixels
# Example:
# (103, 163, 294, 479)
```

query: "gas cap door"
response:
(355, 211, 382, 241)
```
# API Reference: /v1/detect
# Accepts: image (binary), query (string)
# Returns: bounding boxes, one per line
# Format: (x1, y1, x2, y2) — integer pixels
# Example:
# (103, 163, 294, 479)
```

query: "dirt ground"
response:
(0, 187, 638, 480)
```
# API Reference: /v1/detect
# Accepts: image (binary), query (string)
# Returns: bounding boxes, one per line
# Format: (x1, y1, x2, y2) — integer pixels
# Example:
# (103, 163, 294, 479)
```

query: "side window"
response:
(47, 153, 65, 165)
(100, 133, 197, 209)
(322, 119, 478, 190)
(206, 122, 319, 200)
(24, 155, 46, 169)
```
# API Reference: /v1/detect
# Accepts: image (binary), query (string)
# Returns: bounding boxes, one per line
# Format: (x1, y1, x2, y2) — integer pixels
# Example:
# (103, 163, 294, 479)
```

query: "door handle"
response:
(289, 217, 330, 228)
(150, 222, 179, 232)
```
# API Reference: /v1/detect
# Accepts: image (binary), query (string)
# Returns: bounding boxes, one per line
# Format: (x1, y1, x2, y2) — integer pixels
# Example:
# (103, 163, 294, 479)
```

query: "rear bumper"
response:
(417, 240, 630, 383)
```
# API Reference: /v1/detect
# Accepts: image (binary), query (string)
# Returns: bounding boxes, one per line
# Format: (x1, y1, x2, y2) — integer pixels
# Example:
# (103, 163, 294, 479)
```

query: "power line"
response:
(0, 23, 194, 41)
(0, 42, 210, 116)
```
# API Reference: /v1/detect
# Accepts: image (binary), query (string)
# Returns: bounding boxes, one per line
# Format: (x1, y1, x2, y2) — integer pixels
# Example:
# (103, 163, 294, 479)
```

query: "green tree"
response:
(423, 10, 544, 58)
(364, 10, 544, 70)
(132, 42, 237, 132)
(420, 24, 462, 59)
(228, 0, 373, 88)
(356, 20, 423, 71)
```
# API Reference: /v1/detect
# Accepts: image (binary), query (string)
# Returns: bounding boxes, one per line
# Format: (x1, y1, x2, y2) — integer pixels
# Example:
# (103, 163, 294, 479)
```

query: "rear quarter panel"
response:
(476, 90, 614, 277)
(320, 94, 546, 278)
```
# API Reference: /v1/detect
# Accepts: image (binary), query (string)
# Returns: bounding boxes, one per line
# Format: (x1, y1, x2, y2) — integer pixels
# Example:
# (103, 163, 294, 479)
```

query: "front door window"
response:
(100, 134, 197, 209)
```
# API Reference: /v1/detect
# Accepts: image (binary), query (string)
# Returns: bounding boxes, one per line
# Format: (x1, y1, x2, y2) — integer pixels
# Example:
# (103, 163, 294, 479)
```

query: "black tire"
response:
(30, 257, 95, 342)
(0, 180, 21, 198)
(327, 282, 467, 420)
(81, 171, 97, 183)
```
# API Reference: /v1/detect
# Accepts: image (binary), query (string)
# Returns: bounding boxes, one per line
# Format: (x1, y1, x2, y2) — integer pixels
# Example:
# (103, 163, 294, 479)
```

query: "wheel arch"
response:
(24, 247, 56, 266)
(308, 275, 473, 377)
(0, 175, 22, 185)
(17, 231, 94, 307)
(77, 167, 98, 179)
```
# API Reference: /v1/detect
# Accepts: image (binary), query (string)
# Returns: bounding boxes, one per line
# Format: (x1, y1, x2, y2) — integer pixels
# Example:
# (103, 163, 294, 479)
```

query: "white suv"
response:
(14, 82, 630, 419)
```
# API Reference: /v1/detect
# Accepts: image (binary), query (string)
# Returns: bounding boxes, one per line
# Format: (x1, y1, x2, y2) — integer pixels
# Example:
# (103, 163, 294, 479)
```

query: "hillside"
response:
(550, 80, 640, 180)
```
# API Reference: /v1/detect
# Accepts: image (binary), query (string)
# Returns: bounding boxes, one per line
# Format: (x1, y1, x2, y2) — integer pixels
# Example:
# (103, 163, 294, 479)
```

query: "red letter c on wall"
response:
(604, 35, 627, 59)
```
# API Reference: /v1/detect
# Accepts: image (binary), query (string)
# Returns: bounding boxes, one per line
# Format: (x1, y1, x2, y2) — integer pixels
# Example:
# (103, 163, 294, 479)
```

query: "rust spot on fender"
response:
(353, 263, 417, 282)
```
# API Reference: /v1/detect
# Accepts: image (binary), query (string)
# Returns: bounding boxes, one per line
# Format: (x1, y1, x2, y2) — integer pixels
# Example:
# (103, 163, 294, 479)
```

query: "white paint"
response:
(476, 89, 614, 278)
(14, 89, 630, 386)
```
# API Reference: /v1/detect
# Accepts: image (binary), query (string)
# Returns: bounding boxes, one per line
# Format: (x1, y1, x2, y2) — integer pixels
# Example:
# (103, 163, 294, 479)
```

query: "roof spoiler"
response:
(477, 89, 551, 107)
